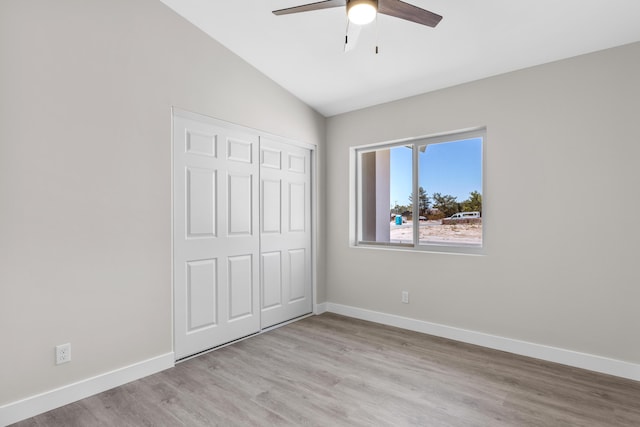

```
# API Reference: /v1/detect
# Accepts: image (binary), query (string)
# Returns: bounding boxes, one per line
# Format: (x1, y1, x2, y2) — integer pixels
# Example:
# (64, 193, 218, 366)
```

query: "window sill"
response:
(354, 241, 485, 256)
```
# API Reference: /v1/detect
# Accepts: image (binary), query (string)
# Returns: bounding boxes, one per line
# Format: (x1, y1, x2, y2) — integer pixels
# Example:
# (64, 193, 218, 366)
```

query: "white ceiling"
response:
(159, 0, 640, 117)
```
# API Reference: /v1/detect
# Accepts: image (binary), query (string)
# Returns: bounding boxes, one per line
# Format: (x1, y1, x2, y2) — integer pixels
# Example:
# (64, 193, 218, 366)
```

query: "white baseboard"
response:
(314, 302, 328, 314)
(0, 352, 174, 426)
(325, 302, 640, 382)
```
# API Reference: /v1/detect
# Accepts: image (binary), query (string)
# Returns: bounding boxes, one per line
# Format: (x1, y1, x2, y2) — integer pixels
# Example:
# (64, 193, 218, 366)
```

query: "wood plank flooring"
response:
(13, 313, 640, 426)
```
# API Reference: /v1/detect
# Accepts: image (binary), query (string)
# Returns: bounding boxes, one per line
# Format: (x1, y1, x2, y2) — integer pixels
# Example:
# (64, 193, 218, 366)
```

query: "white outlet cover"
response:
(401, 291, 409, 304)
(56, 343, 71, 365)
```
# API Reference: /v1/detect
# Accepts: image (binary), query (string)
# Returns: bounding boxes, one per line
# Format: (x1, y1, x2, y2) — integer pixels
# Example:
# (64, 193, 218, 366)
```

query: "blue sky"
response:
(389, 137, 482, 207)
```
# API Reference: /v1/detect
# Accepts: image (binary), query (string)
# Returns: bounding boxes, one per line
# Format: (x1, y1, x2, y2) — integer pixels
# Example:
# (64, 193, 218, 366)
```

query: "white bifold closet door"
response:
(260, 138, 312, 329)
(173, 111, 313, 360)
(173, 113, 260, 360)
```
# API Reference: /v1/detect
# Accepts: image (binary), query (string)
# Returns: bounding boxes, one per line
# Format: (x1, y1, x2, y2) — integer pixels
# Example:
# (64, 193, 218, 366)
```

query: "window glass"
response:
(354, 129, 484, 253)
(418, 137, 483, 247)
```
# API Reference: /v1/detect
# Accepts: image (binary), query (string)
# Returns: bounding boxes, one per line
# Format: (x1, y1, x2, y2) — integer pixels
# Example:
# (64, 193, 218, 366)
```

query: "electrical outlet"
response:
(56, 343, 71, 365)
(401, 291, 409, 304)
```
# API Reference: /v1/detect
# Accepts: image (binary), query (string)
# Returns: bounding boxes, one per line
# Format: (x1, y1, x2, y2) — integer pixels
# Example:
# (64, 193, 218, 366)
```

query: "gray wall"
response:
(0, 0, 325, 405)
(326, 42, 640, 364)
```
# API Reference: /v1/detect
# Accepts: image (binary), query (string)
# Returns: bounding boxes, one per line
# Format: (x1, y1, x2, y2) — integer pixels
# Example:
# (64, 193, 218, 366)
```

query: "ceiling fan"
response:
(273, 0, 442, 51)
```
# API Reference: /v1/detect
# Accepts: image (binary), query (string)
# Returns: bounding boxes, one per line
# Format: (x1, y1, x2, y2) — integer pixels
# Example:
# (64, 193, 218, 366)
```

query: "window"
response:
(353, 129, 484, 253)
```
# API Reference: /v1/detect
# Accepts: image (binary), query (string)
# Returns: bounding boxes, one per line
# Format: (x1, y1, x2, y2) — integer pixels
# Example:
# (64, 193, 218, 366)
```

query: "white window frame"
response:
(350, 128, 486, 255)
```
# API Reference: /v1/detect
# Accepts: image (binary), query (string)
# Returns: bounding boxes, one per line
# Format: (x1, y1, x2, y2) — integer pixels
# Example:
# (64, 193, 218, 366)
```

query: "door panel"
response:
(288, 249, 306, 301)
(288, 154, 306, 174)
(260, 138, 312, 328)
(186, 130, 217, 157)
(228, 255, 254, 320)
(186, 168, 216, 237)
(261, 148, 281, 169)
(174, 113, 260, 360)
(262, 252, 282, 308)
(228, 138, 253, 163)
(261, 179, 281, 233)
(186, 259, 217, 330)
(228, 173, 253, 235)
(289, 182, 306, 232)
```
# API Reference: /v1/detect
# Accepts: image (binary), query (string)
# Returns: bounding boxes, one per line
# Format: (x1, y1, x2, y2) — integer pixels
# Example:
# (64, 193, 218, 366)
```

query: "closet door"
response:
(173, 112, 260, 360)
(260, 138, 313, 328)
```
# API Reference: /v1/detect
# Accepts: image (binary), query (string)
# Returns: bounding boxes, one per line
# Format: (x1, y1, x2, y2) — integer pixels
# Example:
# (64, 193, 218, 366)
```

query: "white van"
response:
(448, 211, 480, 220)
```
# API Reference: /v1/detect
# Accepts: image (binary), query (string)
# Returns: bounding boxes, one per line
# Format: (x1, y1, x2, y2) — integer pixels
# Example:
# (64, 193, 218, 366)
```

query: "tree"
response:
(431, 192, 458, 218)
(391, 201, 410, 216)
(462, 191, 482, 214)
(408, 186, 430, 215)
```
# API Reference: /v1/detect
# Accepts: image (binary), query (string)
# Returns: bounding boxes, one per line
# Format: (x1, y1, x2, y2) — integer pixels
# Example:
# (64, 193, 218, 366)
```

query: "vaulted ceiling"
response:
(159, 0, 640, 117)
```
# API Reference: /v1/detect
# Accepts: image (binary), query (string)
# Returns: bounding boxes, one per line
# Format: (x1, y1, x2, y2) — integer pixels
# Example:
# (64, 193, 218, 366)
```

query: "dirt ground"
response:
(390, 220, 482, 245)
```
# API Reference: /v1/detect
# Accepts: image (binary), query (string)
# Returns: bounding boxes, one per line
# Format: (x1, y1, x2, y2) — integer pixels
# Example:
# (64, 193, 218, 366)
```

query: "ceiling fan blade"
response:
(344, 22, 362, 52)
(273, 0, 346, 16)
(378, 0, 442, 27)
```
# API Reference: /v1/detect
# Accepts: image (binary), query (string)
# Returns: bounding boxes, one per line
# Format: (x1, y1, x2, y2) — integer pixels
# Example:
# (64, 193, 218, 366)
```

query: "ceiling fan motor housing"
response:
(347, 0, 378, 25)
(347, 0, 379, 7)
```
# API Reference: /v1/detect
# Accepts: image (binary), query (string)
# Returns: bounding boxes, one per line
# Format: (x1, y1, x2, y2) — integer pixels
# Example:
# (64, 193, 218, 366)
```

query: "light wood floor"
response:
(13, 313, 640, 426)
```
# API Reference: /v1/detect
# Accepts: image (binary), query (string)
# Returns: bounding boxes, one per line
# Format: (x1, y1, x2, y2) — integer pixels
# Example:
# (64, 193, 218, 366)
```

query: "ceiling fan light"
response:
(347, 0, 377, 26)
